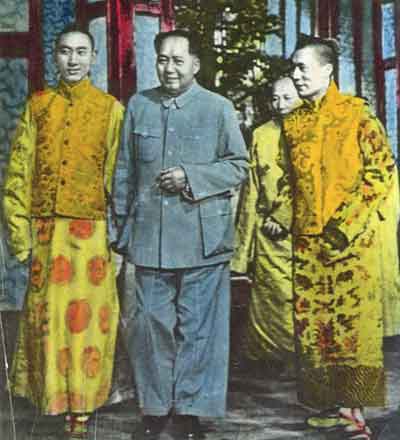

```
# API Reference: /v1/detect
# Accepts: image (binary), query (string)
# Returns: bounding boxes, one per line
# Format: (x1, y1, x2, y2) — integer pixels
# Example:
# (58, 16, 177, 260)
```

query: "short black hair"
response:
(294, 33, 339, 69)
(55, 24, 95, 51)
(263, 58, 293, 99)
(154, 29, 201, 58)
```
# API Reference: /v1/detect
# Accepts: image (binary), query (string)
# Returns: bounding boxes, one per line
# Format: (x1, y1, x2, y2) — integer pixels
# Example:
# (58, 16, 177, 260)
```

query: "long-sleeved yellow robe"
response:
(231, 119, 294, 363)
(3, 79, 124, 415)
(283, 82, 396, 409)
(378, 167, 400, 337)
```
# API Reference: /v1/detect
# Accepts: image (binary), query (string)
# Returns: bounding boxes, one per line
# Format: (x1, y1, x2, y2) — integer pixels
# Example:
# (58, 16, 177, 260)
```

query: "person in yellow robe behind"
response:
(3, 25, 124, 438)
(378, 167, 400, 338)
(231, 76, 301, 373)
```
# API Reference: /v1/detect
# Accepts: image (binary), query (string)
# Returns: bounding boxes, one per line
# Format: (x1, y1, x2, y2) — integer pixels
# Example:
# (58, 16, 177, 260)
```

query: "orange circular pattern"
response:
(30, 257, 45, 290)
(49, 392, 68, 414)
(57, 347, 72, 376)
(35, 218, 55, 244)
(69, 219, 95, 239)
(69, 392, 87, 411)
(81, 346, 101, 378)
(98, 304, 112, 334)
(87, 256, 107, 286)
(50, 255, 73, 284)
(49, 391, 86, 414)
(66, 299, 92, 334)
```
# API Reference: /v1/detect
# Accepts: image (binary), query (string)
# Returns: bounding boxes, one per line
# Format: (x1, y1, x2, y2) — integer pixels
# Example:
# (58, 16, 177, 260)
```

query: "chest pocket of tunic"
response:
(134, 126, 161, 162)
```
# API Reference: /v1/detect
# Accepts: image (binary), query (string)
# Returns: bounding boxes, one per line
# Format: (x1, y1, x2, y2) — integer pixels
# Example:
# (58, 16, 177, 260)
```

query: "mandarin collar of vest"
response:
(58, 78, 91, 101)
(302, 81, 345, 112)
(160, 80, 201, 109)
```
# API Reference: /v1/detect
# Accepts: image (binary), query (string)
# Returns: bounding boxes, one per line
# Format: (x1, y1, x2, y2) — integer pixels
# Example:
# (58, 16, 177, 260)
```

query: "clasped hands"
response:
(155, 167, 187, 193)
(262, 216, 286, 239)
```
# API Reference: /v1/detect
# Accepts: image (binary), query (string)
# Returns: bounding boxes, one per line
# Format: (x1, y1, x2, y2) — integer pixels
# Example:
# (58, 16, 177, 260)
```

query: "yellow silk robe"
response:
(283, 82, 396, 409)
(231, 120, 294, 364)
(3, 79, 124, 415)
(4, 79, 123, 261)
(378, 168, 400, 337)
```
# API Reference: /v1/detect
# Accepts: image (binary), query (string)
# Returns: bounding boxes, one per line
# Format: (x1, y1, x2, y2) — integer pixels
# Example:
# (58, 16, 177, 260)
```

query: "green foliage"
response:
(174, 0, 288, 125)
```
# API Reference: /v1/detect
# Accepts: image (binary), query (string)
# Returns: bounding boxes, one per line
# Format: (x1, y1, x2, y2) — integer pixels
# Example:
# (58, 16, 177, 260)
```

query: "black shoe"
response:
(175, 415, 205, 439)
(133, 415, 169, 440)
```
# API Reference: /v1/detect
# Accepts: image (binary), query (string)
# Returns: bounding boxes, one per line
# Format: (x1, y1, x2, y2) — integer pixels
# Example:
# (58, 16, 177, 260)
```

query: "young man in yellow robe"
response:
(232, 76, 301, 372)
(284, 34, 397, 439)
(3, 25, 124, 438)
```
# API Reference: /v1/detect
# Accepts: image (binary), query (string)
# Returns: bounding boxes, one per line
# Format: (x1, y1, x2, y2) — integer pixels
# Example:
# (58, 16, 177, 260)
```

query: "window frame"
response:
(76, 0, 174, 103)
(372, 0, 399, 157)
(0, 0, 44, 93)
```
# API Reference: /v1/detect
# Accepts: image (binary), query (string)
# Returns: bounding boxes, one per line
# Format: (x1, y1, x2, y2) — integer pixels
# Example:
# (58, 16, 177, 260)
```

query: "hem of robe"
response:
(243, 322, 295, 363)
(297, 365, 385, 409)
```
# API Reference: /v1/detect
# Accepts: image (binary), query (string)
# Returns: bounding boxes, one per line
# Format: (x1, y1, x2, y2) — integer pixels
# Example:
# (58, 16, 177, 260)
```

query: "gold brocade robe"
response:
(3, 79, 124, 260)
(3, 79, 124, 415)
(283, 82, 396, 409)
(231, 120, 294, 363)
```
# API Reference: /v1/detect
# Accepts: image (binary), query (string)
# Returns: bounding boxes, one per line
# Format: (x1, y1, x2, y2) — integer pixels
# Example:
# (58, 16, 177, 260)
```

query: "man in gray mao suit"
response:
(113, 29, 248, 440)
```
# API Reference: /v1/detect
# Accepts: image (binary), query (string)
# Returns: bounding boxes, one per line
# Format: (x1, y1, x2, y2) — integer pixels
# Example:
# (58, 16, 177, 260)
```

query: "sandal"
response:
(340, 409, 372, 440)
(64, 414, 90, 438)
(306, 406, 353, 429)
(342, 425, 372, 439)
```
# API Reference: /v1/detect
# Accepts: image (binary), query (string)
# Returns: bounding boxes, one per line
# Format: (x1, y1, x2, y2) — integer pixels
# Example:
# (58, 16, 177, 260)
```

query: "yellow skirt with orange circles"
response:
(10, 217, 120, 415)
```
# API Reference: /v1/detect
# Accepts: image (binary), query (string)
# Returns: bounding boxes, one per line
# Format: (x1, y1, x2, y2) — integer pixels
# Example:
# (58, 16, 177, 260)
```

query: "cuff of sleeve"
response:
(181, 181, 194, 201)
(180, 164, 205, 201)
(15, 249, 30, 263)
(230, 256, 248, 274)
(268, 210, 291, 231)
(267, 215, 286, 230)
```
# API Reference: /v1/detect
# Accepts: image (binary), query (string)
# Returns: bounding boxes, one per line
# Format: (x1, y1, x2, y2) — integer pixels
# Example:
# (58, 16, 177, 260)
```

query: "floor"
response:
(1, 335, 400, 440)
(1, 274, 400, 440)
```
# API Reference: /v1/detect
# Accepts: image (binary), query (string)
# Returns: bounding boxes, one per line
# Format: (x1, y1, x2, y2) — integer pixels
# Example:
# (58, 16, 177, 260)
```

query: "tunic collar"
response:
(58, 78, 91, 101)
(160, 81, 201, 109)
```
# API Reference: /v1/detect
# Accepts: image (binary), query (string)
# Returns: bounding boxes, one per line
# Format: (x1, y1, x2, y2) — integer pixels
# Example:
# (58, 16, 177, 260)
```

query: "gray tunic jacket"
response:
(112, 82, 248, 268)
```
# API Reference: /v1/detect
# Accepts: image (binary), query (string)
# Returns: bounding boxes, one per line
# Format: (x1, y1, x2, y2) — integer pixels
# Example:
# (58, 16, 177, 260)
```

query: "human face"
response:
(291, 46, 332, 100)
(270, 77, 301, 116)
(156, 36, 200, 96)
(55, 32, 95, 84)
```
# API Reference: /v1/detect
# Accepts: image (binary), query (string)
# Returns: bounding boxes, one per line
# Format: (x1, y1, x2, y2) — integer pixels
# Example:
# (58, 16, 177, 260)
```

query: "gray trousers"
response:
(128, 263, 230, 417)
